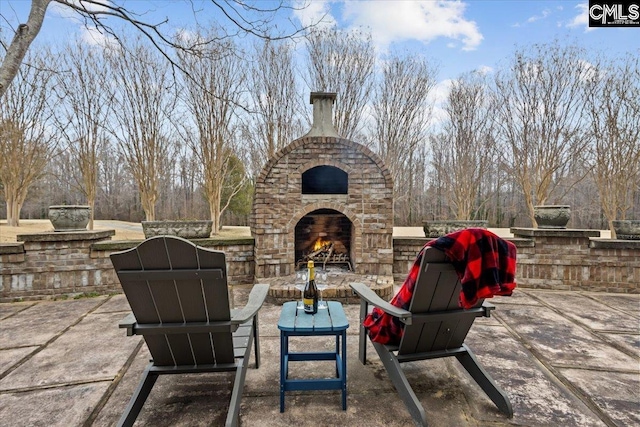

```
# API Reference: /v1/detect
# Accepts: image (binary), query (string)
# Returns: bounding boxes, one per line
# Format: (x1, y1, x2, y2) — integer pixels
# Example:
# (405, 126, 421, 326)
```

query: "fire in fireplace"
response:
(295, 209, 353, 270)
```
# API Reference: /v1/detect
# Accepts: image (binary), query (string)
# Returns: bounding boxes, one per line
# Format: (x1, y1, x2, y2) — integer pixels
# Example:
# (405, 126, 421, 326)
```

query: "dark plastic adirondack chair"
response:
(110, 236, 269, 427)
(350, 246, 513, 426)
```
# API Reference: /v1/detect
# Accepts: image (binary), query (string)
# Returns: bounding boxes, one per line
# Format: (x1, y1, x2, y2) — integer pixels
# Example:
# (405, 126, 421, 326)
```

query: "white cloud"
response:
(48, 1, 122, 51)
(427, 79, 453, 128)
(476, 65, 493, 75)
(49, 1, 82, 22)
(567, 3, 595, 32)
(527, 9, 551, 23)
(339, 0, 483, 52)
(81, 26, 119, 51)
(49, 0, 112, 20)
(293, 0, 337, 29)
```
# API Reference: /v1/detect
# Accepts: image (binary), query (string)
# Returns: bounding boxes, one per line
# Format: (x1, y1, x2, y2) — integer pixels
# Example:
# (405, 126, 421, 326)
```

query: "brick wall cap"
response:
(392, 237, 431, 245)
(17, 230, 115, 243)
(0, 242, 24, 254)
(92, 236, 255, 252)
(511, 228, 600, 238)
(590, 239, 640, 249)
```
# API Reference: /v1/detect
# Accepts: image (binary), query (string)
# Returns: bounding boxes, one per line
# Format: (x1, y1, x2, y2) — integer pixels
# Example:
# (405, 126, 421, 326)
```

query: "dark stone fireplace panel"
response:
(302, 166, 348, 194)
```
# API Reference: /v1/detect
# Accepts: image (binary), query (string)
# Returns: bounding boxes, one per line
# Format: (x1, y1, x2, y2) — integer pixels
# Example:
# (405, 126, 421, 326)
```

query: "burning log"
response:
(296, 239, 351, 271)
(304, 241, 333, 260)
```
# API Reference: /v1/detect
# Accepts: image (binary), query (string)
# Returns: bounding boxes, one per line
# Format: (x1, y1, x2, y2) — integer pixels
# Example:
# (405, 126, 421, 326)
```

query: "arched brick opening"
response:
(250, 93, 394, 279)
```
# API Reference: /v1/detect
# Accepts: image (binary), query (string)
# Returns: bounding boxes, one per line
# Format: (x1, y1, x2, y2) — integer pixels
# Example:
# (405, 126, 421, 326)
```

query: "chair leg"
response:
(372, 342, 428, 427)
(358, 300, 369, 364)
(117, 363, 158, 427)
(226, 326, 254, 427)
(253, 315, 260, 368)
(226, 357, 250, 427)
(456, 344, 513, 418)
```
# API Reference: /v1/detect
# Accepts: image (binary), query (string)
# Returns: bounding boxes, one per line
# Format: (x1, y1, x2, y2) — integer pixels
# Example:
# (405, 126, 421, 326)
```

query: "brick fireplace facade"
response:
(251, 92, 394, 279)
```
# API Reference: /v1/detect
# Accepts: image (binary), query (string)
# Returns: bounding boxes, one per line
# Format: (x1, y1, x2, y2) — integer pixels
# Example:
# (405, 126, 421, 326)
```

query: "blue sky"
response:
(1, 1, 637, 86)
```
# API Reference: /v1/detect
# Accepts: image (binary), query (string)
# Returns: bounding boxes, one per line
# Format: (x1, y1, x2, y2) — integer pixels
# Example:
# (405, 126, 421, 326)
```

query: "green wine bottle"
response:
(303, 260, 318, 314)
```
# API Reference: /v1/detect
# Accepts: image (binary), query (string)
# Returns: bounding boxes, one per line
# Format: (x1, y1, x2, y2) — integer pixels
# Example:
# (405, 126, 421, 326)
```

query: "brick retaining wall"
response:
(390, 231, 639, 293)
(0, 232, 255, 302)
(1, 229, 638, 302)
(512, 228, 639, 292)
(0, 231, 119, 301)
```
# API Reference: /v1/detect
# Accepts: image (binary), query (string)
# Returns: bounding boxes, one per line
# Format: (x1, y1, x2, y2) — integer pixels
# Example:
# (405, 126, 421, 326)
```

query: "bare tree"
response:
(1, 0, 313, 98)
(176, 31, 246, 233)
(52, 39, 112, 229)
(245, 38, 305, 175)
(305, 26, 375, 140)
(0, 47, 56, 226)
(493, 42, 591, 227)
(585, 56, 640, 237)
(433, 71, 496, 220)
(370, 51, 437, 224)
(94, 137, 141, 221)
(106, 38, 176, 221)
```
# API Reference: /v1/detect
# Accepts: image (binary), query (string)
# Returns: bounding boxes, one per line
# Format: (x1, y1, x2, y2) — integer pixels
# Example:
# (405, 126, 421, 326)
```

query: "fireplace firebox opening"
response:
(294, 209, 353, 271)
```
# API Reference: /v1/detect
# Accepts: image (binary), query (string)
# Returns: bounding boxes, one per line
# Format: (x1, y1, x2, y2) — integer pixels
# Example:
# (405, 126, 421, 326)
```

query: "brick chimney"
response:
(303, 92, 339, 138)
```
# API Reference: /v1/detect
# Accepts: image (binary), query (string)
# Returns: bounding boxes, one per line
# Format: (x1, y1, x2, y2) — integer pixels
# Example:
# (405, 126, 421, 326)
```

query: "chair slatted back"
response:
(110, 236, 234, 366)
(399, 247, 483, 355)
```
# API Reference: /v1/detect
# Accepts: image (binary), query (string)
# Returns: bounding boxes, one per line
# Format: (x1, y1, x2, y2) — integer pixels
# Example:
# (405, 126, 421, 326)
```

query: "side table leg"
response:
(280, 331, 286, 412)
(342, 330, 347, 410)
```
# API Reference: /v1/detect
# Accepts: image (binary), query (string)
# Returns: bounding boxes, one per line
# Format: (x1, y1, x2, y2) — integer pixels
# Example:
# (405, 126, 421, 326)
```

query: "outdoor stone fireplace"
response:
(250, 92, 394, 278)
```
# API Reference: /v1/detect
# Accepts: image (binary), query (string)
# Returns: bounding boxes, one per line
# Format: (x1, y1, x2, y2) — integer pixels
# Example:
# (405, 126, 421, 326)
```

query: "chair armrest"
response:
(231, 283, 269, 325)
(350, 282, 412, 324)
(482, 301, 496, 317)
(119, 312, 137, 336)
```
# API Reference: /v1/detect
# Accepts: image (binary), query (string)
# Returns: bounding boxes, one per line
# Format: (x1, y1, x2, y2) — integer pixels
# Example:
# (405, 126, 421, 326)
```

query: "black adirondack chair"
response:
(350, 246, 513, 426)
(110, 235, 269, 427)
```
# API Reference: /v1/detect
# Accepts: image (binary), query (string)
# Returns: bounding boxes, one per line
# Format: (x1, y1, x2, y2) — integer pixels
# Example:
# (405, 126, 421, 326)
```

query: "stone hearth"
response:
(250, 92, 394, 280)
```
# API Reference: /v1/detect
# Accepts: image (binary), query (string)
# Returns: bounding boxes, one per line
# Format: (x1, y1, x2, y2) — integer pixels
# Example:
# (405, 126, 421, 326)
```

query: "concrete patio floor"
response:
(0, 288, 638, 427)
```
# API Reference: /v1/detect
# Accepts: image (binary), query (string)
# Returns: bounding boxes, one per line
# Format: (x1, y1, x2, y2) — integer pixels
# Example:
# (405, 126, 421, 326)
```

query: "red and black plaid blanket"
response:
(363, 228, 517, 345)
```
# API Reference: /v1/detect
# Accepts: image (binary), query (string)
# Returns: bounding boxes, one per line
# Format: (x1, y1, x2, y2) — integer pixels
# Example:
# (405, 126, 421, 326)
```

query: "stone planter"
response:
(534, 205, 571, 229)
(48, 205, 90, 231)
(141, 220, 213, 239)
(612, 220, 640, 240)
(423, 220, 489, 238)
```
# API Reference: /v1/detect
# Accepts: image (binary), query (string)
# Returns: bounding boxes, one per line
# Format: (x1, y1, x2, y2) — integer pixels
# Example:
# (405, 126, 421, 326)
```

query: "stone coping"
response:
(91, 236, 255, 251)
(589, 238, 640, 249)
(391, 236, 430, 244)
(0, 242, 24, 254)
(15, 229, 115, 242)
(390, 235, 535, 248)
(511, 227, 601, 238)
(261, 269, 395, 305)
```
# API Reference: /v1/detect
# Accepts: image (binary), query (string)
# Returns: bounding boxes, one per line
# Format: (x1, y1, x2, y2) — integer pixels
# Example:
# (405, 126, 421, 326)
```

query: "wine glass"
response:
(294, 284, 305, 309)
(295, 271, 307, 309)
(296, 271, 308, 282)
(317, 269, 328, 309)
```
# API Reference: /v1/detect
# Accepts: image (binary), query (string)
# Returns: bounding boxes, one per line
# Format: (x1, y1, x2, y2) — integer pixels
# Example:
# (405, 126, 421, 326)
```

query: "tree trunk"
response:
(0, 0, 51, 98)
(6, 198, 22, 227)
(608, 219, 617, 239)
(6, 201, 16, 227)
(88, 196, 95, 230)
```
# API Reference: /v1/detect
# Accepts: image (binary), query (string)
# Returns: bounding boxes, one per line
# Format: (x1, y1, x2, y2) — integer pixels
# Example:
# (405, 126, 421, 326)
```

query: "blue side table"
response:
(278, 301, 349, 412)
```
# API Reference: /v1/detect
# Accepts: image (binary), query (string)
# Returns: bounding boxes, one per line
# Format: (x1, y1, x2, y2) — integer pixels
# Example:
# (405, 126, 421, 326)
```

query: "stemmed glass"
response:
(317, 270, 328, 309)
(295, 271, 307, 310)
